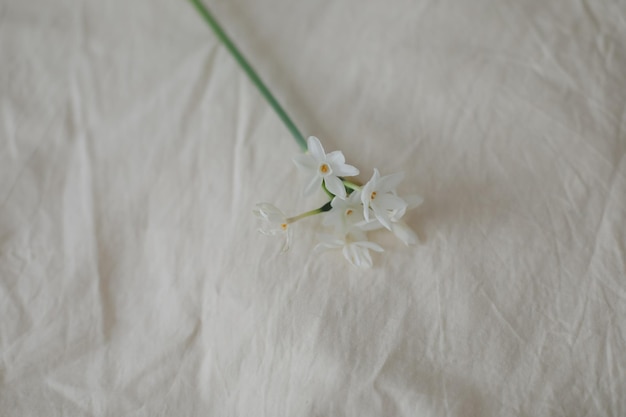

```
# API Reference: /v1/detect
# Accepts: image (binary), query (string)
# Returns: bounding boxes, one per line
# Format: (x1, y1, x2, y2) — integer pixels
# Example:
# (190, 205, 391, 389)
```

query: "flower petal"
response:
(376, 193, 407, 211)
(391, 221, 418, 246)
(356, 217, 383, 231)
(343, 244, 373, 269)
(304, 175, 322, 196)
(370, 168, 381, 184)
(315, 233, 346, 254)
(347, 189, 362, 204)
(306, 136, 325, 161)
(293, 153, 316, 170)
(325, 150, 345, 165)
(404, 194, 424, 209)
(354, 240, 385, 252)
(322, 209, 344, 231)
(281, 227, 293, 252)
(377, 171, 405, 192)
(373, 208, 393, 230)
(330, 195, 344, 209)
(361, 184, 373, 221)
(324, 175, 347, 199)
(253, 203, 285, 223)
(333, 163, 359, 177)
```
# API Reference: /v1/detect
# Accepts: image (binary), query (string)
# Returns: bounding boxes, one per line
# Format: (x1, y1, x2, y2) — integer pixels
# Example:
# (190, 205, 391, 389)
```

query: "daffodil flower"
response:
(293, 136, 359, 199)
(361, 169, 408, 230)
(253, 203, 292, 252)
(315, 229, 384, 269)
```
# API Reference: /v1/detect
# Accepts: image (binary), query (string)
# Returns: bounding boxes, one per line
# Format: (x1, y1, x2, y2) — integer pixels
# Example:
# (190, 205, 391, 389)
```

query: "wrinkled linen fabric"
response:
(1, 0, 625, 415)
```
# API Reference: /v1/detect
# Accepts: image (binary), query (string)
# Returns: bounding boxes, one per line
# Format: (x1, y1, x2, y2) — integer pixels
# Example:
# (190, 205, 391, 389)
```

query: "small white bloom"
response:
(293, 136, 359, 199)
(390, 220, 418, 246)
(324, 190, 373, 233)
(390, 193, 424, 221)
(253, 203, 292, 252)
(316, 229, 384, 269)
(389, 193, 423, 245)
(361, 169, 408, 230)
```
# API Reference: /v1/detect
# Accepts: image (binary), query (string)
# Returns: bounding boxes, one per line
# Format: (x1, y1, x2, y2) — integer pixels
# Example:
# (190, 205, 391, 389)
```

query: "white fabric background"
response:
(1, 0, 625, 415)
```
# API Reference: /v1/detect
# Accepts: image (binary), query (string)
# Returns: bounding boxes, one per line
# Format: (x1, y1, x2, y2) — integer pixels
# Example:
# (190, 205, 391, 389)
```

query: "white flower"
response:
(316, 229, 384, 269)
(390, 193, 423, 245)
(390, 220, 418, 245)
(361, 169, 408, 230)
(323, 190, 372, 233)
(293, 136, 359, 199)
(391, 193, 424, 221)
(253, 203, 292, 252)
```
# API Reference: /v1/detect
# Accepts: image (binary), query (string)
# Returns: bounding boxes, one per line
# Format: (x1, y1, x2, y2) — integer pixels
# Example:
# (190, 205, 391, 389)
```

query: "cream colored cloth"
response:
(1, 0, 625, 415)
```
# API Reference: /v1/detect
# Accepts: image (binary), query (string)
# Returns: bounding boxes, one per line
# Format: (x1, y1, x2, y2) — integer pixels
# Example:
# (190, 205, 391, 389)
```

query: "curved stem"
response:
(287, 201, 332, 223)
(342, 180, 362, 191)
(189, 0, 307, 151)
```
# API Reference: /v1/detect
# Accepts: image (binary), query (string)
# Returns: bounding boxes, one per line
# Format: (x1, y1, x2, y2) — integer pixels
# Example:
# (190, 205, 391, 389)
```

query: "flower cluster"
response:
(254, 136, 423, 268)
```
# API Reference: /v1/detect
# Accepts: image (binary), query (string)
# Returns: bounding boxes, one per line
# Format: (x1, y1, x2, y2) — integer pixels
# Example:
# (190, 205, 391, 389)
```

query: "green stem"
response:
(342, 180, 362, 191)
(189, 0, 307, 151)
(287, 201, 332, 223)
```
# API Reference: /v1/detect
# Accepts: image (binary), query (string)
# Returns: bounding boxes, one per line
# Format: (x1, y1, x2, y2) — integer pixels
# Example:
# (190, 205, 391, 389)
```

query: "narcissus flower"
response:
(390, 194, 423, 245)
(253, 203, 292, 252)
(324, 190, 370, 232)
(361, 169, 408, 230)
(255, 137, 423, 268)
(293, 136, 359, 199)
(316, 229, 384, 269)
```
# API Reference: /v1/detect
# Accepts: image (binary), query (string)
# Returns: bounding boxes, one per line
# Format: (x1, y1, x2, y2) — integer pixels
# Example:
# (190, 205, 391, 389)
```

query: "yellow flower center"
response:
(371, 191, 377, 200)
(346, 209, 353, 216)
(319, 163, 330, 174)
(281, 223, 288, 230)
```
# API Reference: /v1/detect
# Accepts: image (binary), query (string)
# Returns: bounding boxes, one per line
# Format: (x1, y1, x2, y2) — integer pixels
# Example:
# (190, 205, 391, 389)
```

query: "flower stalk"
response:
(286, 202, 332, 224)
(342, 180, 361, 191)
(188, 0, 307, 151)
